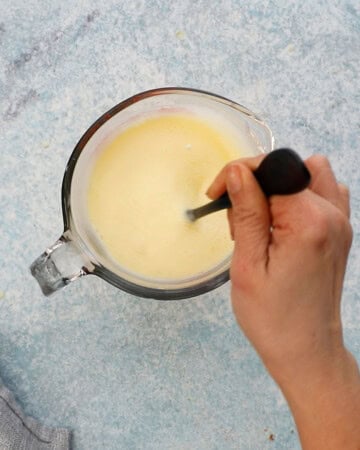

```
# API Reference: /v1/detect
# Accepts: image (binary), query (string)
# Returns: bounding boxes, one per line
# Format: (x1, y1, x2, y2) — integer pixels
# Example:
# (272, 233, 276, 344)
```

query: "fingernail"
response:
(227, 165, 242, 194)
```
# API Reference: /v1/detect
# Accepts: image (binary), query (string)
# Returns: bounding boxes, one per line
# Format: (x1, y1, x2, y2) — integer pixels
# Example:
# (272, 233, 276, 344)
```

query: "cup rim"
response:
(61, 87, 274, 300)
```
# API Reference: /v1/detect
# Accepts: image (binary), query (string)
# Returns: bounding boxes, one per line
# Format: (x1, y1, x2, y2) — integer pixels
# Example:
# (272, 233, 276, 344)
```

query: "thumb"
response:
(226, 163, 270, 272)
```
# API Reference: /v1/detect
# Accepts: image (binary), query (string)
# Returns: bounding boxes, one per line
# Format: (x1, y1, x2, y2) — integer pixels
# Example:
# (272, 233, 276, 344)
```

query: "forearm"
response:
(272, 348, 360, 450)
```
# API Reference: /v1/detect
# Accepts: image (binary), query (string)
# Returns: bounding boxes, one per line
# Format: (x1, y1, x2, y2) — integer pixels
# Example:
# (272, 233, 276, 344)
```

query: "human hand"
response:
(208, 154, 360, 449)
(208, 153, 351, 379)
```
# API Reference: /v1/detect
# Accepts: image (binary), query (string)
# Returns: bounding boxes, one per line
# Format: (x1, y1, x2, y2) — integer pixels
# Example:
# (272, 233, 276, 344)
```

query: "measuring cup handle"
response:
(30, 233, 93, 296)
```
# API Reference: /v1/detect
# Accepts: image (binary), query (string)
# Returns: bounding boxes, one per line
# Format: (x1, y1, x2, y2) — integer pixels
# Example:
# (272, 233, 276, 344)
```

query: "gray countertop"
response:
(1, 1, 359, 449)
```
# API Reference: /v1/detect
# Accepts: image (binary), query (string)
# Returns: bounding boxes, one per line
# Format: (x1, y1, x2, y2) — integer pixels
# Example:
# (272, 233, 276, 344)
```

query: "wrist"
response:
(260, 325, 348, 395)
(276, 347, 359, 403)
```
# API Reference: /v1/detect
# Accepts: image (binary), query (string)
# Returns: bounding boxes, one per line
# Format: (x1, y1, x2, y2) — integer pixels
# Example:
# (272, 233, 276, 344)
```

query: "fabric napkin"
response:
(0, 380, 70, 450)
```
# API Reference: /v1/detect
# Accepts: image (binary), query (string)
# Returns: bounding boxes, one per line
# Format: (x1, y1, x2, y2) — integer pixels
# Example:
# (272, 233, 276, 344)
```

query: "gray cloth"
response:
(0, 381, 70, 450)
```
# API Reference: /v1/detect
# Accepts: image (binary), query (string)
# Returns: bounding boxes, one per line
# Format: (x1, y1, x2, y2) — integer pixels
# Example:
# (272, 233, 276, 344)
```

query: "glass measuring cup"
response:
(30, 88, 274, 299)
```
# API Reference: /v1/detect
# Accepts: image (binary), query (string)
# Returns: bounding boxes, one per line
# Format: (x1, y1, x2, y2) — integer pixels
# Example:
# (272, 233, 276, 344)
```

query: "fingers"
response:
(208, 154, 350, 219)
(226, 163, 271, 278)
(207, 154, 265, 200)
(270, 188, 352, 256)
(305, 155, 349, 217)
(208, 155, 350, 282)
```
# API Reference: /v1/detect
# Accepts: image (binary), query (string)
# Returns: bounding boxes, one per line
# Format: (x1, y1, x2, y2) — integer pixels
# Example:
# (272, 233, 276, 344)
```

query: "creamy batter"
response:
(87, 113, 244, 279)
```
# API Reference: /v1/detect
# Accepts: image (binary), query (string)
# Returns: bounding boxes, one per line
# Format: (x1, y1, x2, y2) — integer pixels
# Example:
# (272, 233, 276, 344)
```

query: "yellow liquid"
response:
(87, 113, 243, 279)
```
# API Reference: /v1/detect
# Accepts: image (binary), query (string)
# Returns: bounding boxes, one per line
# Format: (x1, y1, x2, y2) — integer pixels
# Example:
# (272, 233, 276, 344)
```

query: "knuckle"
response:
(332, 208, 347, 229)
(301, 205, 331, 247)
(332, 209, 353, 247)
(338, 183, 350, 198)
(302, 205, 353, 251)
(331, 207, 348, 230)
(307, 154, 331, 170)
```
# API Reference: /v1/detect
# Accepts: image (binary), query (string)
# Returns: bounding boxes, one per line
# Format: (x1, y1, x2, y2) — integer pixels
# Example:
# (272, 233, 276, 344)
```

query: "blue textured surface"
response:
(0, 1, 359, 449)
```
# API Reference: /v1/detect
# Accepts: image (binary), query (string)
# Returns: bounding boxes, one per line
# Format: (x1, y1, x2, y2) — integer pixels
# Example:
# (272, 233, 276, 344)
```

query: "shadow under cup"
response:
(30, 88, 274, 299)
